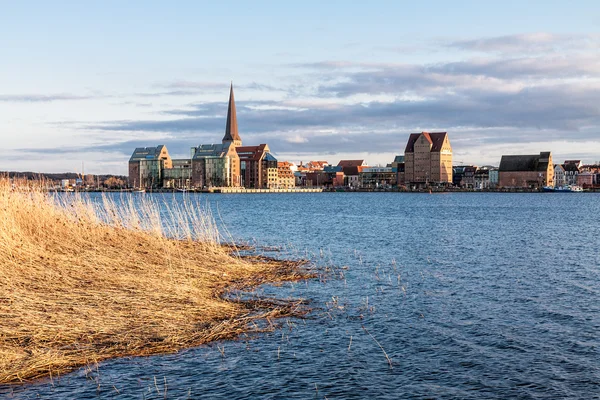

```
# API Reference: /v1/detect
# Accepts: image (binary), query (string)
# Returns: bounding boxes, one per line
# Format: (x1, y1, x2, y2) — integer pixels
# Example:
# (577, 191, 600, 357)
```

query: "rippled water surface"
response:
(3, 193, 600, 399)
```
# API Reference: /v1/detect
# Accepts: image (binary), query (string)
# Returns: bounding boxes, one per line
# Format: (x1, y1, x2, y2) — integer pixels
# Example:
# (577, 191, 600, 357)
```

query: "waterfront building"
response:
(294, 170, 306, 187)
(563, 162, 579, 186)
(404, 132, 453, 186)
(277, 162, 296, 189)
(489, 168, 499, 188)
(191, 144, 240, 188)
(343, 166, 365, 188)
(452, 165, 467, 187)
(323, 165, 344, 187)
(564, 160, 583, 169)
(553, 164, 566, 187)
(338, 160, 366, 168)
(498, 152, 553, 188)
(581, 164, 600, 185)
(338, 160, 368, 188)
(128, 145, 172, 189)
(305, 171, 329, 187)
(360, 167, 395, 189)
(474, 168, 491, 190)
(461, 166, 477, 188)
(163, 159, 192, 189)
(391, 155, 405, 186)
(577, 171, 593, 187)
(237, 144, 278, 188)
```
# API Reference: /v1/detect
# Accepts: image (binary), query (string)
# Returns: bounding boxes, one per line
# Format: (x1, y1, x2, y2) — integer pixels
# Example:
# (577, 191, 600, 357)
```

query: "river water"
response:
(3, 193, 600, 399)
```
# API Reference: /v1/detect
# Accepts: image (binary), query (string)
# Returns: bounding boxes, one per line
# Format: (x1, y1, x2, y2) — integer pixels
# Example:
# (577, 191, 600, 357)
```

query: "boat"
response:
(543, 185, 583, 193)
(133, 189, 146, 193)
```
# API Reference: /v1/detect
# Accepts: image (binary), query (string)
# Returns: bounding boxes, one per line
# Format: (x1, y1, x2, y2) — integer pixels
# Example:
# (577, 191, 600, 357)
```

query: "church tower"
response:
(222, 83, 242, 147)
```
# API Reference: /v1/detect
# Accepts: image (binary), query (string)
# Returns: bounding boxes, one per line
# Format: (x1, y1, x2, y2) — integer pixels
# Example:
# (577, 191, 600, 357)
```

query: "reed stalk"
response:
(0, 178, 310, 384)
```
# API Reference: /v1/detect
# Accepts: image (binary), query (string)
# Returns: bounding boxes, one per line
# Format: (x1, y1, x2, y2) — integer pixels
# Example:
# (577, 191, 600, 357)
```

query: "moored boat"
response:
(543, 185, 583, 193)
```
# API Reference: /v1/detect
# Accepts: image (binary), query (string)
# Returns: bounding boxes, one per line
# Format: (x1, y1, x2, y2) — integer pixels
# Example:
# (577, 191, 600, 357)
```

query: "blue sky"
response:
(1, 1, 599, 174)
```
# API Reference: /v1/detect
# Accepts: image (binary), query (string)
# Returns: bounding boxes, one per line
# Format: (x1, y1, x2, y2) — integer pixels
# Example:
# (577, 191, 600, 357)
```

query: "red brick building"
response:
(237, 144, 278, 188)
(404, 132, 453, 186)
(498, 152, 553, 188)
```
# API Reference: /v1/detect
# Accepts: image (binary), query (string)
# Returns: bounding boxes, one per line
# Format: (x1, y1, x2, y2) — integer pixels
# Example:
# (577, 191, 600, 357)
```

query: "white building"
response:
(553, 164, 565, 187)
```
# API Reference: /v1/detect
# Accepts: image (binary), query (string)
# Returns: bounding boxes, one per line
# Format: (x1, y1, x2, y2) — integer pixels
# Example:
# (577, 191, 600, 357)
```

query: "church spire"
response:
(222, 82, 241, 146)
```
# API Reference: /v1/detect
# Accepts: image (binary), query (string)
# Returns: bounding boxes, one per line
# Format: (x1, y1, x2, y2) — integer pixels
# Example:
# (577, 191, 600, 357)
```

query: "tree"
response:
(104, 177, 125, 189)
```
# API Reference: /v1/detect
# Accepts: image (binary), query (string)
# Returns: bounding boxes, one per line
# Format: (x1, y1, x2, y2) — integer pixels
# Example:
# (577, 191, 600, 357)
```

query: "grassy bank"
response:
(0, 179, 310, 384)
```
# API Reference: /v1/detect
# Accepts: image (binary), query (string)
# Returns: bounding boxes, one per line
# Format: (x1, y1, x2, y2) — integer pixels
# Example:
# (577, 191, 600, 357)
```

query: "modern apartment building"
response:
(237, 144, 278, 188)
(128, 145, 172, 188)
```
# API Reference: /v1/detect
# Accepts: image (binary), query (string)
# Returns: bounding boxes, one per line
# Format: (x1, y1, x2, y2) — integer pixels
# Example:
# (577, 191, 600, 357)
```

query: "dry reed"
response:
(0, 179, 311, 384)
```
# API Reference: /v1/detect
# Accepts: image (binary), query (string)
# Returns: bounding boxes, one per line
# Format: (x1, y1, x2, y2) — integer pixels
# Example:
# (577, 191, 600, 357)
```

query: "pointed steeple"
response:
(222, 82, 242, 146)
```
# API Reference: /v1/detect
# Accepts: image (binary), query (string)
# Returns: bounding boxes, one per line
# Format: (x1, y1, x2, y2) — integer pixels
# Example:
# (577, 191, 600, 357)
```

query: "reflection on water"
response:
(3, 193, 600, 399)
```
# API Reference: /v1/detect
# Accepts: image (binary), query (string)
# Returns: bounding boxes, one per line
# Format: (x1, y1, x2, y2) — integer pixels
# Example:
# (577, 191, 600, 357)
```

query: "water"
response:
(3, 193, 600, 399)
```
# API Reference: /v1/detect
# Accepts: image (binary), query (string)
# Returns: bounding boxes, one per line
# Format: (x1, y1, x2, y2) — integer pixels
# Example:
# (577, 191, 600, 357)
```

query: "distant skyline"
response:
(1, 0, 599, 174)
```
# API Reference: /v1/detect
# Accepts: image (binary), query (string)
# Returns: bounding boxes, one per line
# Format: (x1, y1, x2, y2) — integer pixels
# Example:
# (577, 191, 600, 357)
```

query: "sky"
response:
(1, 0, 599, 174)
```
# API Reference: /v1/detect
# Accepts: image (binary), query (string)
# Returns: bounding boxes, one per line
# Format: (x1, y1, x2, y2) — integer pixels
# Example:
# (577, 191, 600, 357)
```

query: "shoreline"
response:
(49, 187, 600, 194)
(0, 180, 314, 385)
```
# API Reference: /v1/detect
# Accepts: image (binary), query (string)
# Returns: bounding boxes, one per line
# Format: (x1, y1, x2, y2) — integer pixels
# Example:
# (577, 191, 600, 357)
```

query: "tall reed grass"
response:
(0, 179, 309, 384)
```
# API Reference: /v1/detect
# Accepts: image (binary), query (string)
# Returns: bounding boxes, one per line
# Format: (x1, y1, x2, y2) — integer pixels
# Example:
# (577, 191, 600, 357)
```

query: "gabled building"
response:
(563, 162, 579, 186)
(498, 152, 553, 188)
(564, 160, 583, 169)
(553, 164, 566, 187)
(461, 166, 477, 188)
(128, 145, 172, 188)
(581, 164, 600, 186)
(337, 160, 366, 168)
(237, 144, 277, 188)
(277, 161, 296, 189)
(343, 166, 365, 188)
(474, 168, 491, 190)
(306, 160, 329, 171)
(577, 172, 594, 187)
(404, 132, 452, 186)
(191, 144, 239, 188)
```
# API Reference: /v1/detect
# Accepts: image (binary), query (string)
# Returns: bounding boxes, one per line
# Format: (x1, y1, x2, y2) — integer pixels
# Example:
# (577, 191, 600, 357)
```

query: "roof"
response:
(342, 166, 365, 176)
(337, 160, 365, 168)
(499, 153, 551, 172)
(222, 83, 241, 143)
(323, 165, 343, 173)
(393, 155, 405, 163)
(562, 163, 580, 172)
(263, 153, 277, 162)
(129, 145, 166, 162)
(404, 132, 448, 153)
(306, 160, 329, 169)
(237, 144, 269, 161)
(192, 144, 229, 159)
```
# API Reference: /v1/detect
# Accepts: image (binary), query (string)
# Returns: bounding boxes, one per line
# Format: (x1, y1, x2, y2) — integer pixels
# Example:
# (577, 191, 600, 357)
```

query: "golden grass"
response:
(0, 179, 310, 384)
